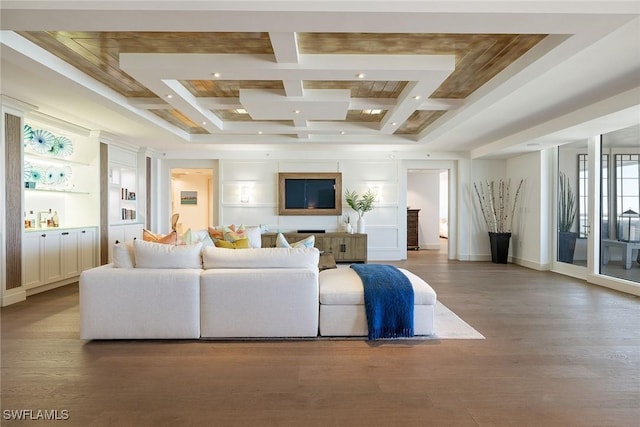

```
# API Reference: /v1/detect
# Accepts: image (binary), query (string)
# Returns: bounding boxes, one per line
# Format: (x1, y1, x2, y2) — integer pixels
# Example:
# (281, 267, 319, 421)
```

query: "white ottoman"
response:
(319, 267, 437, 337)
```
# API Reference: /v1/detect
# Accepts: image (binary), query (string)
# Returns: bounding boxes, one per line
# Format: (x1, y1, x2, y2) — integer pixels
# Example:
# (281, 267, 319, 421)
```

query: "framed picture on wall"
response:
(180, 191, 197, 205)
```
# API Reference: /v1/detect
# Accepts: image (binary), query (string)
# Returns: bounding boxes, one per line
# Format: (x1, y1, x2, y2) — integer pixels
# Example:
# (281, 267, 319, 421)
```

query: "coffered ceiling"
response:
(1, 2, 639, 158)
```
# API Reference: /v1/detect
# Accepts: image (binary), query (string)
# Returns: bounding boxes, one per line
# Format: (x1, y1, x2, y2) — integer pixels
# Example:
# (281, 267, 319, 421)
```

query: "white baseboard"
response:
(2, 288, 26, 306)
(512, 257, 550, 271)
(25, 277, 78, 297)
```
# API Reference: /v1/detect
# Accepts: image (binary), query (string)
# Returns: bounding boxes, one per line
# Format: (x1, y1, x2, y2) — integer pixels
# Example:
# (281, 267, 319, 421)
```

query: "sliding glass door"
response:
(599, 126, 640, 284)
(556, 141, 589, 278)
(555, 125, 640, 290)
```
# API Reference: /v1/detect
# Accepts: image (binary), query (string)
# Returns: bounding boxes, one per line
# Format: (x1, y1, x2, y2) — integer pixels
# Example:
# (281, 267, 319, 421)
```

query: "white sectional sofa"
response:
(80, 240, 320, 340)
(80, 236, 437, 340)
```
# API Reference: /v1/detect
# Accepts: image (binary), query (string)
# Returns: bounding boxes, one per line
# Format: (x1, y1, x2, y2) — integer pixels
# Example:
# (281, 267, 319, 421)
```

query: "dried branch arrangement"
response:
(473, 179, 524, 233)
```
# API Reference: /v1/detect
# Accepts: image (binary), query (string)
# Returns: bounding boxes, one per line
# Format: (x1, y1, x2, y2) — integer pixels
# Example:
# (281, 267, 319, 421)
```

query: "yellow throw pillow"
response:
(214, 238, 250, 249)
(223, 224, 246, 242)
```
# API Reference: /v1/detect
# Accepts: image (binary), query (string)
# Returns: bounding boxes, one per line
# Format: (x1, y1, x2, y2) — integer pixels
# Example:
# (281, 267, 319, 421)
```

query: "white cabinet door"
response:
(124, 224, 143, 242)
(22, 232, 44, 288)
(61, 230, 80, 279)
(108, 224, 142, 263)
(42, 231, 63, 284)
(79, 228, 97, 271)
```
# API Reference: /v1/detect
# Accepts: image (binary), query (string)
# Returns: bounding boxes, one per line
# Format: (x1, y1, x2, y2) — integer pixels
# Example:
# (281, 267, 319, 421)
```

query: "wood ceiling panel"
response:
(345, 110, 387, 122)
(18, 31, 273, 98)
(182, 80, 284, 98)
(395, 111, 447, 135)
(19, 31, 153, 97)
(304, 81, 406, 98)
(149, 109, 209, 134)
(299, 33, 546, 98)
(215, 110, 254, 121)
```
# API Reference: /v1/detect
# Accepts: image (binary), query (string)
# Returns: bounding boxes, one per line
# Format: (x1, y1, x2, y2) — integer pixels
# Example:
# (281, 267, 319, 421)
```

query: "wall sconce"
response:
(371, 185, 382, 202)
(240, 185, 250, 203)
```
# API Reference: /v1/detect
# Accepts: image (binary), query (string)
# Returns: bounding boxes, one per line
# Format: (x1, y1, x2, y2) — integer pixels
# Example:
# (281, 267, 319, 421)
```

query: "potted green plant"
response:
(558, 171, 577, 263)
(345, 189, 376, 233)
(473, 179, 524, 263)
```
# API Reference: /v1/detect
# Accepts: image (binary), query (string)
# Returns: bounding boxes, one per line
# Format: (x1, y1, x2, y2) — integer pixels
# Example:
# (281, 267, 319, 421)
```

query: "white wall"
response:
(217, 159, 404, 261)
(506, 151, 547, 269)
(407, 170, 441, 250)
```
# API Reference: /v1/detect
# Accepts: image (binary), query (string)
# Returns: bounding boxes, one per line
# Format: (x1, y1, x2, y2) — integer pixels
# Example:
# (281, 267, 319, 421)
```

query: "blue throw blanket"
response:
(350, 264, 414, 340)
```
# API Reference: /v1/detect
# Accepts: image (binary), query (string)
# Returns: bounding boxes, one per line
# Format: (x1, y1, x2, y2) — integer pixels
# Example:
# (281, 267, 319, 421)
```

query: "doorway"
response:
(406, 169, 449, 253)
(170, 168, 214, 235)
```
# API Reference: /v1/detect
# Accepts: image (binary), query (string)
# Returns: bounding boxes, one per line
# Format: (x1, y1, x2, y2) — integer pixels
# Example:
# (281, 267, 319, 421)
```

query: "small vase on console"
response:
(357, 217, 365, 234)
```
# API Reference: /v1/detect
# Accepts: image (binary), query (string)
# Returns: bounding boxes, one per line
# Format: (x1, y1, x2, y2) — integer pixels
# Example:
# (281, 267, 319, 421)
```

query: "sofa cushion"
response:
(203, 247, 319, 269)
(275, 233, 315, 248)
(112, 241, 135, 268)
(134, 239, 203, 269)
(319, 267, 437, 305)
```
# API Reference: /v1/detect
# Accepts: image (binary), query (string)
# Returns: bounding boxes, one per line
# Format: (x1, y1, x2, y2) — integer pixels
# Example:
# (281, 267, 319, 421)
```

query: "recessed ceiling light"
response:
(166, 94, 173, 99)
(413, 95, 422, 100)
(258, 131, 263, 135)
(235, 109, 247, 114)
(357, 73, 366, 79)
(212, 72, 221, 78)
(391, 122, 398, 126)
(201, 121, 207, 125)
(294, 110, 301, 114)
(340, 131, 346, 135)
(364, 109, 382, 115)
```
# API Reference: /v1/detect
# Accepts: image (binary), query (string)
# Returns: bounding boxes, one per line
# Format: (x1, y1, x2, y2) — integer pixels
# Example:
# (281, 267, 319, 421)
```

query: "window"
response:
(615, 154, 640, 240)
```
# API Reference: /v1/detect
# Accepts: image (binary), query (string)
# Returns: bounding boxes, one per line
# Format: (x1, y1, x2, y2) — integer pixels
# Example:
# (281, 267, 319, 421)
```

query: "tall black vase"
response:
(488, 232, 511, 264)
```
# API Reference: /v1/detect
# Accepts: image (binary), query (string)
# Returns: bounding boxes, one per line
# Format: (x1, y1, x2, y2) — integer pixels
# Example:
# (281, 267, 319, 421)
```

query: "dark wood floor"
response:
(2, 247, 639, 426)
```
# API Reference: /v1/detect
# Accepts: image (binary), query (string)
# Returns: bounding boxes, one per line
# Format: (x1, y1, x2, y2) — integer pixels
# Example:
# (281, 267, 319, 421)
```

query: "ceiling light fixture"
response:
(357, 73, 366, 79)
(294, 110, 301, 114)
(391, 122, 398, 126)
(166, 94, 173, 99)
(235, 109, 247, 114)
(212, 72, 221, 78)
(413, 95, 422, 100)
(364, 109, 382, 115)
(258, 131, 263, 135)
(340, 131, 346, 135)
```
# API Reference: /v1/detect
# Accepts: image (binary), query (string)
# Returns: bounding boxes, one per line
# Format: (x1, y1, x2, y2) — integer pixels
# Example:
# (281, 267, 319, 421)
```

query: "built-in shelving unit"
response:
(106, 144, 143, 262)
(20, 114, 100, 295)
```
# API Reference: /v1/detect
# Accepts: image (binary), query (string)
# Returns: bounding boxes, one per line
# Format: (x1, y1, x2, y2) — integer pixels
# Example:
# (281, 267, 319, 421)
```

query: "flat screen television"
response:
(278, 172, 342, 216)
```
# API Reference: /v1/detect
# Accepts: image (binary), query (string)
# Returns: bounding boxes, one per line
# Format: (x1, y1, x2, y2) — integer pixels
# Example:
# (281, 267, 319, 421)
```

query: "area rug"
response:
(212, 301, 484, 342)
(433, 301, 485, 339)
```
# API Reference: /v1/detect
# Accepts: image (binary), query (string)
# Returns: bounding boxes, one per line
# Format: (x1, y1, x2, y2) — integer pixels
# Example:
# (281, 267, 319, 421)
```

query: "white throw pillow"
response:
(275, 233, 315, 249)
(202, 246, 319, 269)
(181, 228, 215, 247)
(112, 241, 134, 268)
(134, 239, 203, 269)
(245, 226, 262, 248)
